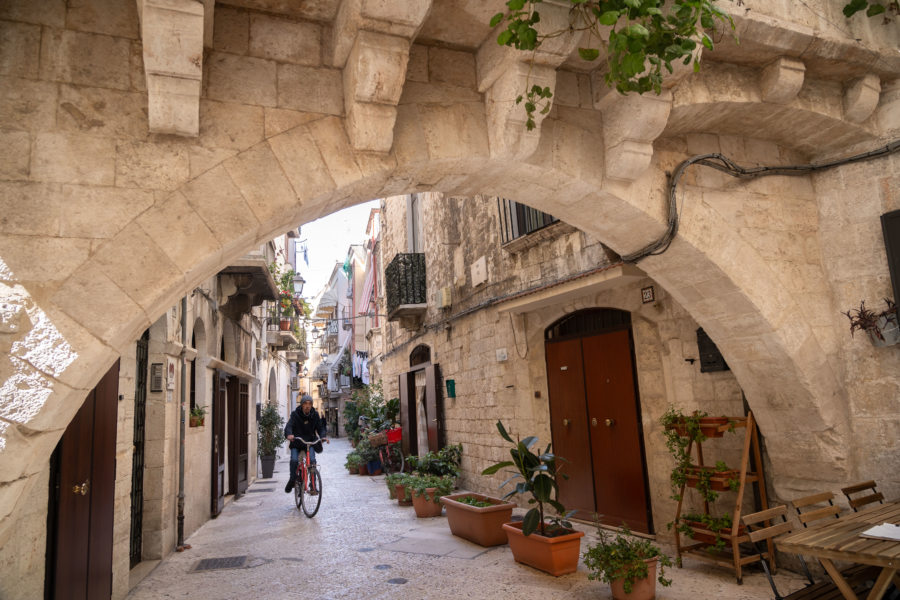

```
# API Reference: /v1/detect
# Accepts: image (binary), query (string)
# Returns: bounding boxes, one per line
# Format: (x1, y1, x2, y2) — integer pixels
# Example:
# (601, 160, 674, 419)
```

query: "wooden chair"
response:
(742, 505, 877, 600)
(841, 481, 884, 513)
(790, 491, 842, 527)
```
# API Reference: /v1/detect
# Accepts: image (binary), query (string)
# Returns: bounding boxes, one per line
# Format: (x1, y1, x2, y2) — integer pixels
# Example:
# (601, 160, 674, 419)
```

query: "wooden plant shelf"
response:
(672, 410, 770, 584)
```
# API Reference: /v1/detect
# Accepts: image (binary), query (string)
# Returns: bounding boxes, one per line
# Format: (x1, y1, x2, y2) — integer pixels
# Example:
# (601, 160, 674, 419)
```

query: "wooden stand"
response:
(672, 411, 771, 583)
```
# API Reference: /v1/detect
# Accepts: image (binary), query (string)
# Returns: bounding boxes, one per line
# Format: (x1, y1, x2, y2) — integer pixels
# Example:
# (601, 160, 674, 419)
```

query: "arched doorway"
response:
(398, 344, 443, 457)
(545, 309, 653, 533)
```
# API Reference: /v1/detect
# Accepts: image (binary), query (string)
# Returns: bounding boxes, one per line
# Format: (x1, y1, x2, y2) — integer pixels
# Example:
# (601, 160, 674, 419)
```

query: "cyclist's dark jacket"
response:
(285, 406, 327, 451)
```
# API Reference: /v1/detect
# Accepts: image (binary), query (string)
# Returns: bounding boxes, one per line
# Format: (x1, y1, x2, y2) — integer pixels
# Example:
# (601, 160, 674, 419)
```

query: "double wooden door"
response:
(398, 364, 443, 457)
(211, 371, 248, 516)
(546, 328, 652, 533)
(48, 361, 119, 600)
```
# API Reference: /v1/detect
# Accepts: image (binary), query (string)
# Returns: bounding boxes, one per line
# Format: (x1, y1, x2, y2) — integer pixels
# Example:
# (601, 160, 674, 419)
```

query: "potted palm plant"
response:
(257, 402, 284, 479)
(583, 525, 672, 600)
(482, 421, 583, 576)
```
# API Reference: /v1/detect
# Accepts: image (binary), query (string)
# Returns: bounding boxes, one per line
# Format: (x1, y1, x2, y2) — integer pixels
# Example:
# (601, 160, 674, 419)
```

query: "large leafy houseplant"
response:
(583, 525, 673, 595)
(481, 420, 574, 536)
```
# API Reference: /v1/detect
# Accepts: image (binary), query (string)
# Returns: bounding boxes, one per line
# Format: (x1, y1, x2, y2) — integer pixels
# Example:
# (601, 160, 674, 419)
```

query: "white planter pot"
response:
(868, 313, 900, 347)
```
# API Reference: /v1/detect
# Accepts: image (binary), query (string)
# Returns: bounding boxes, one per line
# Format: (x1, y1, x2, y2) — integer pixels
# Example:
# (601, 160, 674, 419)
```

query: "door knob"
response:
(591, 418, 597, 426)
(605, 418, 615, 427)
(72, 480, 89, 496)
(562, 418, 570, 427)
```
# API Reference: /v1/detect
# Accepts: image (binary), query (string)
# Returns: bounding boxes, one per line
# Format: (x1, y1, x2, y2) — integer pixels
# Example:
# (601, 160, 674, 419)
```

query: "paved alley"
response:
(126, 438, 805, 600)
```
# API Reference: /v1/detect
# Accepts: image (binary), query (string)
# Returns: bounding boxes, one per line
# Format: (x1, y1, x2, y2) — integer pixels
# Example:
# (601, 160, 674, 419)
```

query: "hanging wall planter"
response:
(843, 299, 900, 347)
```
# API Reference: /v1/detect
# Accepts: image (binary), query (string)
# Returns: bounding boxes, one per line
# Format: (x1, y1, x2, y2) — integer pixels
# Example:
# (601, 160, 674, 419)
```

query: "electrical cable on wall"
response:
(622, 139, 900, 263)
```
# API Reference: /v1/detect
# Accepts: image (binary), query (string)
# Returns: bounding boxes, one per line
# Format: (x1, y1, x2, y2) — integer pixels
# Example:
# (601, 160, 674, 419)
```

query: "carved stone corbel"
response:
(333, 0, 432, 152)
(599, 90, 672, 183)
(844, 73, 881, 124)
(140, 0, 205, 136)
(475, 0, 579, 159)
(760, 57, 806, 104)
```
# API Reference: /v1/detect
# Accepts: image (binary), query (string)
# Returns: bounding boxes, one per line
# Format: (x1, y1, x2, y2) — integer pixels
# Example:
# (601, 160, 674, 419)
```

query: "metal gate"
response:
(129, 331, 149, 567)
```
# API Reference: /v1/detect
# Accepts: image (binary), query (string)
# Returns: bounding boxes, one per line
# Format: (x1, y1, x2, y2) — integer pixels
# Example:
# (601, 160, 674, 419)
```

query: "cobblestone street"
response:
(126, 438, 805, 600)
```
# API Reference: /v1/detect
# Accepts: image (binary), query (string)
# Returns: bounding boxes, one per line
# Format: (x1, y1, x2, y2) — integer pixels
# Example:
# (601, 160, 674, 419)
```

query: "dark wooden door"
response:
(129, 331, 148, 567)
(546, 338, 595, 519)
(50, 361, 118, 600)
(583, 330, 651, 532)
(211, 371, 226, 516)
(227, 377, 248, 497)
(424, 364, 443, 452)
(398, 371, 416, 457)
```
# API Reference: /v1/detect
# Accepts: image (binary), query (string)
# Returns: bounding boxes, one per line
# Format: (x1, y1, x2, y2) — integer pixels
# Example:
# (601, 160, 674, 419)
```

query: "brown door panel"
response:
(424, 364, 443, 452)
(546, 338, 595, 516)
(398, 371, 416, 457)
(583, 330, 651, 533)
(211, 371, 226, 516)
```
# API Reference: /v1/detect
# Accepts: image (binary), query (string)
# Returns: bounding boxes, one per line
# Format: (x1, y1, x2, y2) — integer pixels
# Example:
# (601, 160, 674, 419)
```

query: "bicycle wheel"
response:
(293, 473, 302, 509)
(301, 467, 322, 518)
(381, 443, 404, 474)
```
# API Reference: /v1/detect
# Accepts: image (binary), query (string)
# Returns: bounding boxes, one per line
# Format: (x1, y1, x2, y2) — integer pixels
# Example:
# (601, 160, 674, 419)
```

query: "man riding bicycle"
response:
(284, 395, 329, 494)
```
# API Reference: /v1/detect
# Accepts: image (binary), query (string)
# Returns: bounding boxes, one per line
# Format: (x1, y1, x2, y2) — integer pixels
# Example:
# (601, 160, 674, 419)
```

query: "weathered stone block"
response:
(0, 0, 64, 27)
(89, 223, 185, 313)
(427, 47, 475, 89)
(213, 4, 249, 54)
(31, 132, 116, 185)
(306, 117, 363, 188)
(249, 13, 321, 65)
(146, 74, 200, 137)
(188, 145, 238, 179)
(199, 99, 265, 150)
(0, 130, 30, 180)
(268, 126, 336, 202)
(207, 52, 277, 107)
(65, 0, 140, 39)
(0, 76, 58, 131)
(136, 192, 222, 277)
(407, 43, 427, 82)
(58, 184, 154, 239)
(224, 143, 300, 227)
(0, 20, 40, 79)
(181, 164, 259, 254)
(277, 63, 343, 115)
(39, 29, 131, 90)
(58, 85, 148, 139)
(263, 107, 325, 137)
(115, 140, 191, 191)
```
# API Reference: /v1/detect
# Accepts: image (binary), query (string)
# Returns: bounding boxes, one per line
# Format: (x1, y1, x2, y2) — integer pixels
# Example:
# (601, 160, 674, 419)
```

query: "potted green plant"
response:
(395, 473, 414, 506)
(257, 402, 284, 479)
(345, 451, 362, 475)
(440, 492, 516, 547)
(482, 420, 583, 576)
(671, 511, 740, 553)
(189, 405, 207, 427)
(385, 472, 404, 499)
(406, 474, 454, 518)
(583, 525, 673, 600)
(843, 298, 900, 347)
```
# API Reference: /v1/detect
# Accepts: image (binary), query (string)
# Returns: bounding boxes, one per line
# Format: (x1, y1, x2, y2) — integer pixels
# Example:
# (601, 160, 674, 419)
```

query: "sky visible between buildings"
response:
(295, 199, 380, 300)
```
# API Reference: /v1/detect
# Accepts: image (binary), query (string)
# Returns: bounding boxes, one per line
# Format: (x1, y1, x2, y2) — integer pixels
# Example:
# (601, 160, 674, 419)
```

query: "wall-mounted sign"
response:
(641, 285, 655, 304)
(167, 357, 176, 390)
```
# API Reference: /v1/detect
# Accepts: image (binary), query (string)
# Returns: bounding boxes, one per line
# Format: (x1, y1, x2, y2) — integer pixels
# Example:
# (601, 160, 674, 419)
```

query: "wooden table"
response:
(777, 501, 900, 600)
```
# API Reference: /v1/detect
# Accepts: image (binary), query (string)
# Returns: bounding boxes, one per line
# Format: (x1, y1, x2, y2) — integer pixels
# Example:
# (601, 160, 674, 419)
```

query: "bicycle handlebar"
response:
(292, 435, 325, 447)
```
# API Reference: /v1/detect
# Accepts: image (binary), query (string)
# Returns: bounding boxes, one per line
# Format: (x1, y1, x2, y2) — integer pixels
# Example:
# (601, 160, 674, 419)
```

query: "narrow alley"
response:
(126, 438, 804, 600)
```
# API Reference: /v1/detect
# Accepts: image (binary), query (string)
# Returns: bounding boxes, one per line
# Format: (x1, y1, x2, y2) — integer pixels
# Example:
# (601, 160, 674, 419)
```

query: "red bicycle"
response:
(377, 427, 405, 474)
(293, 437, 323, 517)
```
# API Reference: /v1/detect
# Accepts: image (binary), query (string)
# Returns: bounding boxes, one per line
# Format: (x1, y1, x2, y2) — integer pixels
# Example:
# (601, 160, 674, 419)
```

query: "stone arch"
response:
(0, 63, 894, 541)
(409, 344, 431, 368)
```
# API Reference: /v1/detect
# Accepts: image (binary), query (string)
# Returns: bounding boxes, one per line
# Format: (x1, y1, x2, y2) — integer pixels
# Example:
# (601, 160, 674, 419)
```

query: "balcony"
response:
(217, 253, 279, 320)
(386, 252, 426, 329)
(266, 316, 298, 349)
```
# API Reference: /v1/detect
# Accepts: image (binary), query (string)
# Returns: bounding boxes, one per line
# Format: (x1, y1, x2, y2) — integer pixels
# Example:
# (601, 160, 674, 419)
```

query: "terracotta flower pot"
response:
(684, 466, 739, 492)
(609, 558, 658, 600)
(387, 483, 397, 500)
(357, 464, 368, 475)
(395, 484, 412, 506)
(502, 521, 584, 576)
(440, 493, 515, 547)
(411, 488, 444, 518)
(665, 416, 733, 438)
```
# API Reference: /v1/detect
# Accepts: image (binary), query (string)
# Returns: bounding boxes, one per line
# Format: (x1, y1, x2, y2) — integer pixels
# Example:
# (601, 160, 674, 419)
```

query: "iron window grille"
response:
(385, 253, 426, 317)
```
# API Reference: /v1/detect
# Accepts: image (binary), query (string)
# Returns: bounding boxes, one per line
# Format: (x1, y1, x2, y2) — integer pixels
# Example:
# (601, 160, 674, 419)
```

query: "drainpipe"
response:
(176, 295, 190, 551)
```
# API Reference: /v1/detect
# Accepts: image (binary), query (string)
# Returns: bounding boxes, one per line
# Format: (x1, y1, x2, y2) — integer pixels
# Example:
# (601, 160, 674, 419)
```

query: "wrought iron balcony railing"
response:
(385, 253, 426, 321)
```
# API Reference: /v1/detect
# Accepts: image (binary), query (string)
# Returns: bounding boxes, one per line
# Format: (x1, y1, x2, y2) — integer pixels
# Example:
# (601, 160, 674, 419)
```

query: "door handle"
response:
(562, 418, 570, 427)
(72, 480, 90, 496)
(605, 418, 615, 427)
(591, 418, 597, 427)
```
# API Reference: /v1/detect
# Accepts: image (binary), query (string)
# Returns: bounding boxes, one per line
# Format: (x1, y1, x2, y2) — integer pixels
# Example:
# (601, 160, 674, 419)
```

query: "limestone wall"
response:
(380, 193, 749, 535)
